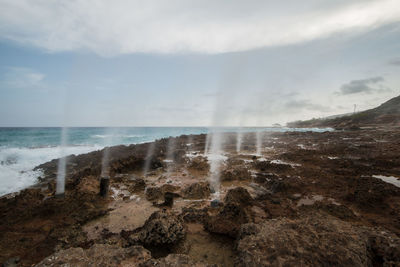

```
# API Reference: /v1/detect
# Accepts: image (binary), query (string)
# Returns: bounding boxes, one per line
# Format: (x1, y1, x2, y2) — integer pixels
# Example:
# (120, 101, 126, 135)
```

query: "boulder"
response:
(145, 186, 163, 201)
(224, 187, 253, 207)
(205, 202, 251, 237)
(221, 167, 251, 181)
(124, 210, 186, 248)
(188, 157, 210, 172)
(182, 182, 211, 199)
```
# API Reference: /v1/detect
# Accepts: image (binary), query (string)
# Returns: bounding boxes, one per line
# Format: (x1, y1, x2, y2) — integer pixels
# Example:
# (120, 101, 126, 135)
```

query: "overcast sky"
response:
(0, 0, 399, 126)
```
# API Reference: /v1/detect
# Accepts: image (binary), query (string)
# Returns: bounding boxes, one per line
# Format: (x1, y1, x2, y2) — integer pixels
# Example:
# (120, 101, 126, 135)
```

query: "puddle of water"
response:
(270, 159, 301, 167)
(327, 156, 338, 160)
(372, 175, 400, 188)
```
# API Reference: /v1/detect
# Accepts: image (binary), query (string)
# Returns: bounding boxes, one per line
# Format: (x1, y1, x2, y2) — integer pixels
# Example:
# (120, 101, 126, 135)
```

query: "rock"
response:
(235, 213, 400, 266)
(210, 199, 221, 208)
(181, 207, 208, 223)
(182, 182, 211, 199)
(127, 177, 146, 193)
(188, 157, 210, 172)
(2, 257, 20, 267)
(345, 176, 400, 211)
(141, 254, 211, 267)
(253, 160, 291, 172)
(224, 187, 253, 207)
(75, 176, 100, 194)
(221, 167, 251, 181)
(124, 210, 186, 248)
(145, 186, 163, 201)
(205, 203, 251, 237)
(35, 244, 151, 267)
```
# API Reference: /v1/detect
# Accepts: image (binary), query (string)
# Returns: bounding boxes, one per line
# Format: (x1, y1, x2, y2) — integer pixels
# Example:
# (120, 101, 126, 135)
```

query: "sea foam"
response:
(0, 145, 102, 196)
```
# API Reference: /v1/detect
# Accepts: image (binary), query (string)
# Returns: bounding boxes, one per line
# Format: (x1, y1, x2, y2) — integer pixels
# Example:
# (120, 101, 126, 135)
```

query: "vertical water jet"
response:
(165, 137, 176, 175)
(208, 129, 224, 197)
(56, 127, 68, 196)
(256, 131, 262, 155)
(204, 131, 212, 155)
(143, 142, 156, 176)
(236, 129, 243, 153)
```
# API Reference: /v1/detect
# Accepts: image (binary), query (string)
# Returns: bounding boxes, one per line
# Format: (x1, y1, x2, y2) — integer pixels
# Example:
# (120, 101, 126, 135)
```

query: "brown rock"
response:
(140, 254, 212, 267)
(182, 182, 211, 199)
(205, 203, 251, 237)
(224, 187, 253, 207)
(35, 244, 151, 267)
(235, 213, 400, 266)
(221, 167, 251, 181)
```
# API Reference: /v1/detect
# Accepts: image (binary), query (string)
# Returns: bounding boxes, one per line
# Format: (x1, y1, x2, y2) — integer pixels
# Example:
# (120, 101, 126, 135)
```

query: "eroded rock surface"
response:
(236, 213, 400, 267)
(35, 244, 151, 267)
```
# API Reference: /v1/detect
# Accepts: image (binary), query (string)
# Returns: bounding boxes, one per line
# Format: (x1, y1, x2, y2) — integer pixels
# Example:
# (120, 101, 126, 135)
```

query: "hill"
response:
(287, 95, 400, 129)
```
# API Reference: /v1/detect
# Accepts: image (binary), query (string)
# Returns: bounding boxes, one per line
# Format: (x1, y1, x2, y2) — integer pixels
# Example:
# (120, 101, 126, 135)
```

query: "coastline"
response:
(1, 128, 400, 266)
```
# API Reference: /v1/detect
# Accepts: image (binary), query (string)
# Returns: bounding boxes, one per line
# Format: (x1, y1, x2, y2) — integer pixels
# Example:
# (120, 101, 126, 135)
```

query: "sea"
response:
(0, 127, 331, 196)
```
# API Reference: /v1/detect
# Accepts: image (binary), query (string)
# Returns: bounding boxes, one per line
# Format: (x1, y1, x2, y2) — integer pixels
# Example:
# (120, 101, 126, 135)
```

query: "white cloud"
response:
(0, 0, 399, 56)
(1, 67, 45, 89)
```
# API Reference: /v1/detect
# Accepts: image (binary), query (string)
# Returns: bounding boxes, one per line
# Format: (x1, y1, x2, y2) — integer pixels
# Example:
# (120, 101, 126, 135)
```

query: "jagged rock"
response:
(235, 213, 400, 266)
(145, 186, 163, 201)
(221, 167, 251, 181)
(182, 182, 211, 199)
(346, 176, 400, 210)
(35, 244, 151, 267)
(205, 202, 251, 237)
(145, 184, 181, 202)
(181, 207, 208, 223)
(75, 176, 100, 194)
(188, 157, 210, 172)
(224, 187, 253, 207)
(124, 210, 186, 248)
(140, 254, 211, 267)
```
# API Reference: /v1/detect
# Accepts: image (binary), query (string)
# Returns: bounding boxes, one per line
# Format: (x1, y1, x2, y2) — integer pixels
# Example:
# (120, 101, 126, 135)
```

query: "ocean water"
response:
(0, 127, 330, 196)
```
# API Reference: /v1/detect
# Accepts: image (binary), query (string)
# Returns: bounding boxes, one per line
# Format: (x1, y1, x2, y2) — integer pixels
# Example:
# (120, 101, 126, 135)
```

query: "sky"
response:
(0, 0, 399, 126)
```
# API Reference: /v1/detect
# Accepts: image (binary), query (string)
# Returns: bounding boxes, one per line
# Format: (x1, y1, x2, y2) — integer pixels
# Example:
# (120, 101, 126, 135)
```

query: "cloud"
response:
(0, 0, 399, 56)
(389, 58, 400, 65)
(0, 67, 45, 89)
(338, 76, 391, 95)
(284, 99, 333, 112)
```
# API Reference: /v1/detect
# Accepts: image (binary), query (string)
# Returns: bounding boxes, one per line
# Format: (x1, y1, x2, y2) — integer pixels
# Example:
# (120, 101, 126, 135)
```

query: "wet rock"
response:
(224, 187, 253, 207)
(346, 176, 400, 210)
(188, 157, 210, 172)
(75, 176, 100, 194)
(125, 177, 146, 193)
(221, 167, 251, 181)
(123, 210, 186, 249)
(205, 203, 251, 237)
(145, 186, 163, 201)
(253, 172, 279, 184)
(181, 207, 208, 223)
(141, 254, 211, 267)
(210, 199, 221, 208)
(253, 160, 291, 172)
(161, 184, 181, 194)
(35, 244, 151, 267)
(2, 257, 20, 267)
(235, 213, 400, 267)
(182, 182, 211, 199)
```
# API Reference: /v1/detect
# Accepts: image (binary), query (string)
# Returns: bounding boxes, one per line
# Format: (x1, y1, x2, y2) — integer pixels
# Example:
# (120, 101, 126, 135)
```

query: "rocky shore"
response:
(1, 127, 400, 266)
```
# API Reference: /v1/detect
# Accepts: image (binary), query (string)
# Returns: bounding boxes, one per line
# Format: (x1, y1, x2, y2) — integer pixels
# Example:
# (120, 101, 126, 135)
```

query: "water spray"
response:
(56, 127, 68, 197)
(143, 142, 156, 176)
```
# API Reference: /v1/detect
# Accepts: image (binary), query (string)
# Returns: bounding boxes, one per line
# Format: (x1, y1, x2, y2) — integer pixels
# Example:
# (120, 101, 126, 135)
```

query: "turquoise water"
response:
(0, 127, 331, 196)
